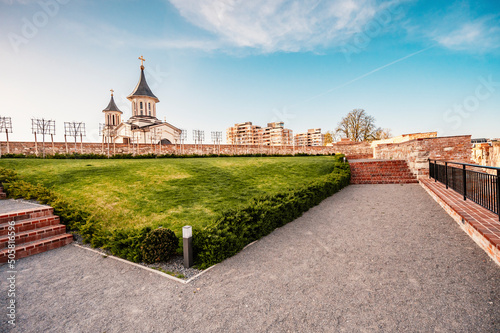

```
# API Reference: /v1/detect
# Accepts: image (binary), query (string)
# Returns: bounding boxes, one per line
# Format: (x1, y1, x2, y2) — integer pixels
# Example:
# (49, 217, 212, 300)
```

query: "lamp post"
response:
(183, 226, 193, 268)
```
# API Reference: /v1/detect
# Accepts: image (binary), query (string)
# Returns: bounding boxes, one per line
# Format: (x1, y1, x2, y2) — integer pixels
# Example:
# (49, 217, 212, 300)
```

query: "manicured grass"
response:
(0, 157, 337, 234)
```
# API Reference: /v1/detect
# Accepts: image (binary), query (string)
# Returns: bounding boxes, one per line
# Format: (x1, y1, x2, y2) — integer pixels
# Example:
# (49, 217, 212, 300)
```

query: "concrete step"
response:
(0, 215, 61, 236)
(0, 234, 74, 263)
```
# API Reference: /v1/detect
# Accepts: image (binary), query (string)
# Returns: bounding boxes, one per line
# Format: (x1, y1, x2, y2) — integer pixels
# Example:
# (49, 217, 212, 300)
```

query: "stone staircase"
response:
(0, 206, 73, 263)
(350, 160, 418, 184)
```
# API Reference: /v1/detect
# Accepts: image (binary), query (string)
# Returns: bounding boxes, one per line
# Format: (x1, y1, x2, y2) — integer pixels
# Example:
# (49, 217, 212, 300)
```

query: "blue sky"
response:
(0, 0, 499, 143)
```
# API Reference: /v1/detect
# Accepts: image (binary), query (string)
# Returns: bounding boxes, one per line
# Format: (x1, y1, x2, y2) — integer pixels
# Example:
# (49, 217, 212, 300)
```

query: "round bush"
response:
(141, 228, 179, 264)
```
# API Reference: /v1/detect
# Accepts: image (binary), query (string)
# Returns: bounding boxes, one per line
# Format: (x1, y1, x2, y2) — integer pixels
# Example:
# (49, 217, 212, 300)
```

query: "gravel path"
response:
(1, 184, 499, 332)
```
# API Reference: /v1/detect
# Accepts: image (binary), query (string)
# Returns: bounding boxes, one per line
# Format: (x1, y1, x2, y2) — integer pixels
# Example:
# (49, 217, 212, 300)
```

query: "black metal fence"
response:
(429, 159, 499, 220)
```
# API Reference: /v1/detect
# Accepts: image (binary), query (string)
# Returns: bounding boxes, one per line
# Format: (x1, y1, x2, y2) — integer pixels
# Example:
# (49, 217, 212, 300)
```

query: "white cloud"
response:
(435, 16, 500, 51)
(168, 0, 399, 52)
(61, 19, 220, 52)
(0, 0, 39, 4)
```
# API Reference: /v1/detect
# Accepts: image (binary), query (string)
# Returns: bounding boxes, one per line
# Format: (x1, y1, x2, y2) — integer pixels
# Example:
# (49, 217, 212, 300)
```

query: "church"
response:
(102, 56, 182, 145)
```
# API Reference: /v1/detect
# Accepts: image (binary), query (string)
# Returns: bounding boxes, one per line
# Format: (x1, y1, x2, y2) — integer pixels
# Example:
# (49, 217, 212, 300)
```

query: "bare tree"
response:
(373, 128, 392, 140)
(335, 109, 381, 142)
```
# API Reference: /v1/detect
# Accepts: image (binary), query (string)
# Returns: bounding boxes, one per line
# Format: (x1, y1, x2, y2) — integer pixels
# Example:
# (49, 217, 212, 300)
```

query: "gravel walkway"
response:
(1, 184, 499, 332)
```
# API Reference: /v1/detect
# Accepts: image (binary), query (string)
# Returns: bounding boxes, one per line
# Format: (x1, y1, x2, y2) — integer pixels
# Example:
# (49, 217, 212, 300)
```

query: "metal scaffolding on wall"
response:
(31, 118, 55, 158)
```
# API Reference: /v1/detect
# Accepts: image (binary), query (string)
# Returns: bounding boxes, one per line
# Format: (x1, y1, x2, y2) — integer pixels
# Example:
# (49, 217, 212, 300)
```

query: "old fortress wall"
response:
(374, 135, 472, 178)
(0, 135, 475, 180)
(0, 141, 372, 157)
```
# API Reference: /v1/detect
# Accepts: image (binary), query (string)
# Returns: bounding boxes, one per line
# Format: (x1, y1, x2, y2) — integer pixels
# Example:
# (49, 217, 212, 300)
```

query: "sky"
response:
(0, 0, 499, 143)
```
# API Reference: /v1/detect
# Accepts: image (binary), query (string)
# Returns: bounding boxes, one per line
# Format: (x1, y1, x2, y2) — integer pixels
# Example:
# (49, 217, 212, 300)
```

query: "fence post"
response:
(445, 162, 448, 189)
(497, 169, 500, 221)
(463, 164, 467, 201)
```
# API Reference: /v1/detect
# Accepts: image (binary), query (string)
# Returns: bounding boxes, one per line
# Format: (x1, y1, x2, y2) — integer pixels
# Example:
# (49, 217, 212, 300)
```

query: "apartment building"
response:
(294, 128, 324, 146)
(261, 122, 293, 146)
(226, 121, 293, 146)
(226, 122, 262, 145)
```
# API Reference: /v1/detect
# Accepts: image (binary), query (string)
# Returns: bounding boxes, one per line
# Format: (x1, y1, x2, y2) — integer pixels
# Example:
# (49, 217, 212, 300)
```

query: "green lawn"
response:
(0, 156, 337, 234)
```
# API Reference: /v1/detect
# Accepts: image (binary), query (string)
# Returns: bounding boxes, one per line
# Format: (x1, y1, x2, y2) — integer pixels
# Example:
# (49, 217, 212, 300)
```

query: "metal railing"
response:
(429, 159, 499, 220)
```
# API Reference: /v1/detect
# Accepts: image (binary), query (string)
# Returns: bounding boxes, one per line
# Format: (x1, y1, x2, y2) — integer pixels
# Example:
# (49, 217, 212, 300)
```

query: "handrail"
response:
(428, 159, 500, 171)
(428, 159, 499, 221)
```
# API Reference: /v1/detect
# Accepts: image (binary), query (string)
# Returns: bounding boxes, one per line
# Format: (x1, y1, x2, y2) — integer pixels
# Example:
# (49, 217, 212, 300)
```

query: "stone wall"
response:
(491, 142, 500, 168)
(0, 140, 374, 158)
(472, 141, 500, 168)
(374, 135, 472, 179)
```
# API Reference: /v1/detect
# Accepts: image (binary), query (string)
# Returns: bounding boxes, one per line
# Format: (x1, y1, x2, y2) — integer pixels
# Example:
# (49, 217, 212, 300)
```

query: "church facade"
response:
(102, 56, 181, 145)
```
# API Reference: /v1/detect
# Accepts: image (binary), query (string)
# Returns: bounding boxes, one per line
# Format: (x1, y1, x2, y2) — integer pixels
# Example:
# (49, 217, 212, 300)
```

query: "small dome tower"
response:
(102, 89, 123, 126)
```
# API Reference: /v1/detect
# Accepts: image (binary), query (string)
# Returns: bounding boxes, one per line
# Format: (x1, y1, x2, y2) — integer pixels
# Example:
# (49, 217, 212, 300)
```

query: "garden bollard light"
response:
(183, 226, 193, 268)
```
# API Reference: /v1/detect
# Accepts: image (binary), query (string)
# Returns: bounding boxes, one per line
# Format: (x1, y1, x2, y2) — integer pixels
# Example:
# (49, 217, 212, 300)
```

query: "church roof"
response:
(127, 66, 159, 103)
(102, 94, 123, 113)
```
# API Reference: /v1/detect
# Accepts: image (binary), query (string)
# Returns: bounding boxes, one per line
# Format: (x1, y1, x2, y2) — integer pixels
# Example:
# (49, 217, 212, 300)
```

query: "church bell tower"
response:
(127, 56, 160, 119)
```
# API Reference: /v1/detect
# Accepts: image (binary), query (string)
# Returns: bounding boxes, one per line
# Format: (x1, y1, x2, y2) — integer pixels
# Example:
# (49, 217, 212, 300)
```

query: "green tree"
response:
(323, 131, 335, 145)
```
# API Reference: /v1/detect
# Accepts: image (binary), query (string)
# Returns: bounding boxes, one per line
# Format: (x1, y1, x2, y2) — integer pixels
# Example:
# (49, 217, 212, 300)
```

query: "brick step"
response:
(0, 207, 54, 224)
(0, 234, 73, 263)
(0, 224, 67, 248)
(350, 166, 412, 169)
(351, 178, 418, 184)
(350, 160, 417, 185)
(351, 173, 416, 177)
(351, 176, 418, 180)
(0, 215, 61, 236)
(352, 180, 419, 184)
(351, 167, 408, 172)
(350, 161, 408, 165)
(351, 163, 407, 169)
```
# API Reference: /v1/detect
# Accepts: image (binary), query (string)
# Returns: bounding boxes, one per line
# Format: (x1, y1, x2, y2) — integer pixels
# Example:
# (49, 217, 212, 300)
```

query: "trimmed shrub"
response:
(0, 167, 154, 263)
(193, 155, 351, 269)
(0, 155, 349, 268)
(0, 167, 18, 184)
(141, 228, 179, 264)
(0, 152, 335, 160)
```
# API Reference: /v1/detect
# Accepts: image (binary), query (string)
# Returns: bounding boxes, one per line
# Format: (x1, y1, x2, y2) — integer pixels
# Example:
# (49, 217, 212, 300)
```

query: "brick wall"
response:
(330, 141, 373, 159)
(473, 142, 500, 168)
(0, 141, 373, 158)
(491, 142, 500, 168)
(374, 135, 472, 179)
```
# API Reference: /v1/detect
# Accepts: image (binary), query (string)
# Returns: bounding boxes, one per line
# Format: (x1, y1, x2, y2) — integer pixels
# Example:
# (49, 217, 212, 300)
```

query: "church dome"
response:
(102, 93, 123, 113)
(127, 60, 159, 103)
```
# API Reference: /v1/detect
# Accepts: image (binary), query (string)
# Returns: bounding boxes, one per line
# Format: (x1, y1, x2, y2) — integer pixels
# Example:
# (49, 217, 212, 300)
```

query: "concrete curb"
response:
(72, 243, 217, 284)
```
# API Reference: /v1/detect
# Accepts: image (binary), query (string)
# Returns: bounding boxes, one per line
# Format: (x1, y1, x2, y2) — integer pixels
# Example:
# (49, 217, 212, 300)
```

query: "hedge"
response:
(192, 155, 350, 268)
(0, 168, 171, 263)
(0, 155, 350, 268)
(0, 152, 334, 159)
